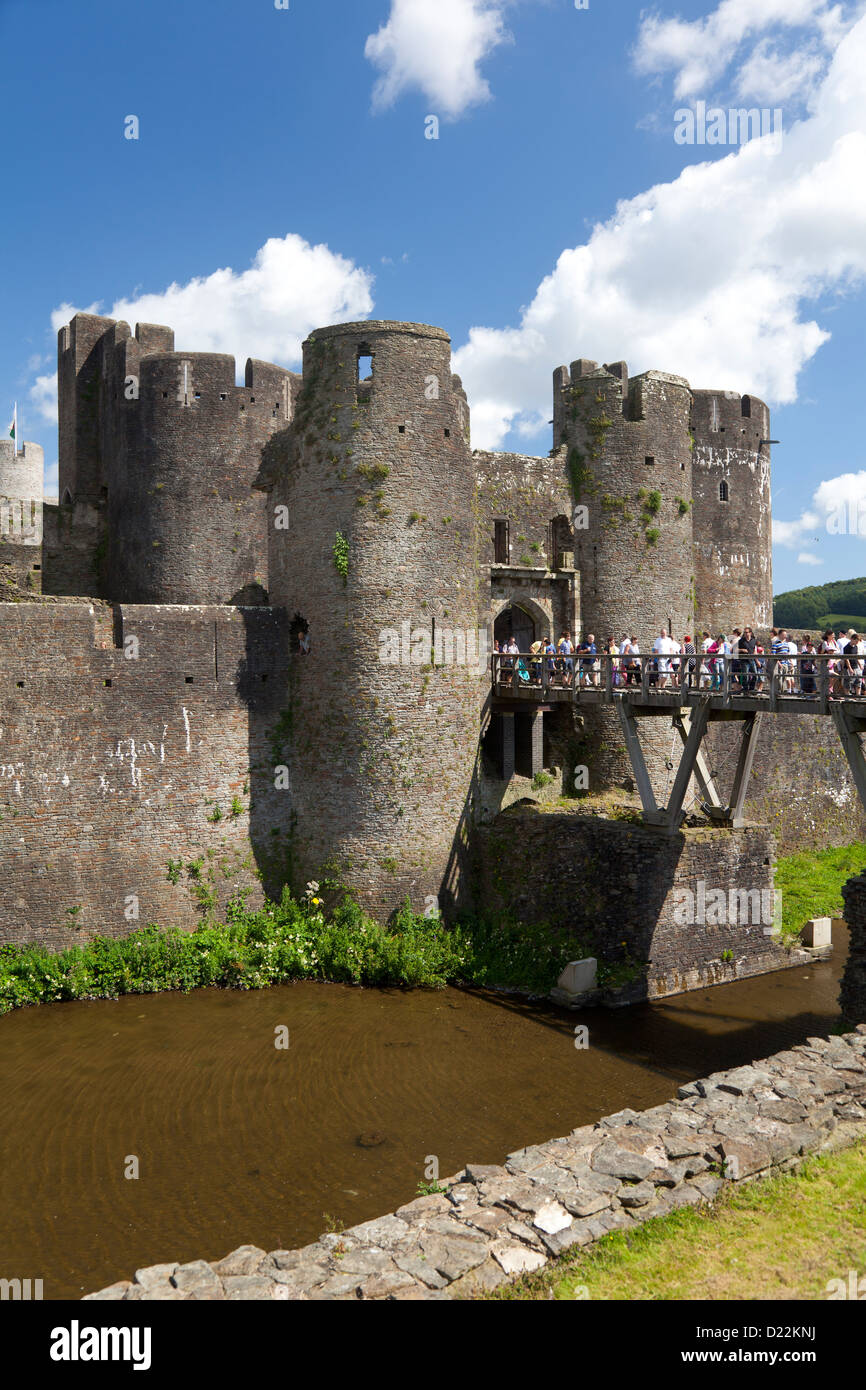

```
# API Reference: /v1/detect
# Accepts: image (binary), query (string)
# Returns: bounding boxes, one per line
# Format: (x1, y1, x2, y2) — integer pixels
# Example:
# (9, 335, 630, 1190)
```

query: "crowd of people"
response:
(493, 626, 866, 698)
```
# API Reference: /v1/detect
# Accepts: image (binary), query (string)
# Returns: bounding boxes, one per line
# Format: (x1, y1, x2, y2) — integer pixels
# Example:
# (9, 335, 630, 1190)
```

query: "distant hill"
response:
(774, 578, 866, 631)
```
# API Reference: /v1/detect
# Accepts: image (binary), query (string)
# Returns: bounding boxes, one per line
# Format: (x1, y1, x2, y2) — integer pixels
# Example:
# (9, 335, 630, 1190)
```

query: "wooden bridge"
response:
(492, 651, 866, 833)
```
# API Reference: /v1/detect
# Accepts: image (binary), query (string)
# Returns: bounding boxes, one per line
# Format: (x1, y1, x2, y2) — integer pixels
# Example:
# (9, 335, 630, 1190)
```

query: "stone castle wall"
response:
(55, 313, 300, 605)
(259, 322, 484, 917)
(690, 388, 773, 634)
(475, 810, 785, 999)
(0, 603, 290, 949)
(841, 871, 866, 1026)
(0, 439, 44, 591)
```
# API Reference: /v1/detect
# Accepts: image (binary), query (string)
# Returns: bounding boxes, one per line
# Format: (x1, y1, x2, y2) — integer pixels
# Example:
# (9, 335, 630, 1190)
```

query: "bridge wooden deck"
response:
(491, 652, 866, 832)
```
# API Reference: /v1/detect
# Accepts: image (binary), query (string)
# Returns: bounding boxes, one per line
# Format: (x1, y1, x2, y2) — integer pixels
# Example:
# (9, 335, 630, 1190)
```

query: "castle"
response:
(0, 312, 855, 992)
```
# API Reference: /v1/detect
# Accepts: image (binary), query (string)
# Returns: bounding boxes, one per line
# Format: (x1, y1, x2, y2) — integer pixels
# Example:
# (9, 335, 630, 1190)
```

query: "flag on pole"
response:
(7, 403, 16, 447)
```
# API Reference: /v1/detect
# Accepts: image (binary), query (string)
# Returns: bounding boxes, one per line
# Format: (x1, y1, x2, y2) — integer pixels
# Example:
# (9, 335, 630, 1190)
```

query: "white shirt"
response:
(653, 636, 678, 656)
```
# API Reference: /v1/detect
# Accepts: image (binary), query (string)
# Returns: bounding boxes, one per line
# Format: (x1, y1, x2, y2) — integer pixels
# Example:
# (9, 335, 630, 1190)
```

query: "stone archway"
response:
(492, 595, 552, 654)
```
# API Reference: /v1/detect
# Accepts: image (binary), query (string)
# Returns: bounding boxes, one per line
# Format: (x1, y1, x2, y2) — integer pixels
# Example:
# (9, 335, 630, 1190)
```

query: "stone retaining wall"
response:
(85, 1024, 866, 1301)
(477, 811, 786, 1000)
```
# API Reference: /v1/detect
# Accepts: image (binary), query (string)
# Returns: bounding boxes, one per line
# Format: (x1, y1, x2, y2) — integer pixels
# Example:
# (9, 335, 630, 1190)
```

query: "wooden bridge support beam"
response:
(831, 704, 866, 814)
(672, 709, 724, 816)
(617, 703, 763, 833)
(703, 712, 762, 829)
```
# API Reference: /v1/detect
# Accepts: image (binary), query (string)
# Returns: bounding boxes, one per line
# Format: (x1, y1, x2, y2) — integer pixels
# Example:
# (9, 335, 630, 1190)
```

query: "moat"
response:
(0, 934, 846, 1300)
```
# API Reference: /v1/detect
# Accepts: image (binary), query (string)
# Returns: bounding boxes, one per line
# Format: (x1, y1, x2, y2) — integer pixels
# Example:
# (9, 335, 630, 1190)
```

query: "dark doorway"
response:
(494, 603, 536, 654)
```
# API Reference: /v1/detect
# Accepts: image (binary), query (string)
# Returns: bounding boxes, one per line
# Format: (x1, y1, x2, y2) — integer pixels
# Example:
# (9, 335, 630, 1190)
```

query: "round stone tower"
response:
(690, 389, 772, 634)
(264, 320, 481, 918)
(0, 438, 44, 591)
(108, 351, 293, 604)
(553, 358, 694, 793)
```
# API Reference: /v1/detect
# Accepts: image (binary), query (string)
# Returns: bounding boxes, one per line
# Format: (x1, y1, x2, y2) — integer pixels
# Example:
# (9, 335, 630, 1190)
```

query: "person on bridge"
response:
(737, 627, 758, 693)
(652, 628, 679, 689)
(842, 631, 862, 696)
(544, 636, 557, 684)
(681, 635, 696, 688)
(818, 631, 840, 698)
(800, 636, 818, 697)
(558, 631, 575, 687)
(529, 637, 544, 685)
(576, 633, 595, 687)
(625, 635, 641, 685)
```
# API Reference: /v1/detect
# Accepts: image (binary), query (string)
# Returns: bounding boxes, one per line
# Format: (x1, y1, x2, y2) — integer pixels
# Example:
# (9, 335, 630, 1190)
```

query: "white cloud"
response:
(454, 15, 866, 449)
(734, 39, 825, 105)
(43, 458, 59, 498)
(365, 0, 510, 119)
(31, 235, 374, 426)
(797, 551, 824, 565)
(775, 471, 866, 547)
(30, 371, 59, 426)
(632, 0, 858, 102)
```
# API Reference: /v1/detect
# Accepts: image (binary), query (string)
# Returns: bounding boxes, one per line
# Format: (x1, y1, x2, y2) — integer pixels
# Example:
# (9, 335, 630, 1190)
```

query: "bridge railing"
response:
(491, 649, 866, 711)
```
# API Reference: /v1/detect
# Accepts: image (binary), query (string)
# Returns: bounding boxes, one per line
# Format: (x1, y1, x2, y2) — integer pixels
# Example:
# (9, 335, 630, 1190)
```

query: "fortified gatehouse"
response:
(1, 313, 864, 1003)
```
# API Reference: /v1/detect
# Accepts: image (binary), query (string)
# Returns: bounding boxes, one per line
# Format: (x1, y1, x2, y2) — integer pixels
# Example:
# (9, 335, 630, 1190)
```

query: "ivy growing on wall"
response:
(333, 532, 349, 584)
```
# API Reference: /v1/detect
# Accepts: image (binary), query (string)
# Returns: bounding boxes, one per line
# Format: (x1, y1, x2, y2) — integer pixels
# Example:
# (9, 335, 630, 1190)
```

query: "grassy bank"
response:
(0, 889, 618, 1015)
(484, 1140, 866, 1301)
(2, 840, 863, 1015)
(776, 841, 866, 943)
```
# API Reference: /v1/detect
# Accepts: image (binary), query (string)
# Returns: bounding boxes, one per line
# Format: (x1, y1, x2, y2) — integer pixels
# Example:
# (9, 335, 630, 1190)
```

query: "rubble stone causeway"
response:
(85, 1025, 866, 1301)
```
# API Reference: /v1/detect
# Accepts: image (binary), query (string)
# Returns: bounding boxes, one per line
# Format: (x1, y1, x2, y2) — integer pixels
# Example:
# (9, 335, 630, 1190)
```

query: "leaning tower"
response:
(690, 388, 773, 634)
(261, 320, 482, 918)
(553, 358, 694, 794)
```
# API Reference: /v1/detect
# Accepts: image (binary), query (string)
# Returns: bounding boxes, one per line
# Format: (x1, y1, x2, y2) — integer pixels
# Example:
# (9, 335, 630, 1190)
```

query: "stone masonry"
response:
(476, 810, 802, 999)
(84, 1024, 866, 1301)
(3, 308, 865, 946)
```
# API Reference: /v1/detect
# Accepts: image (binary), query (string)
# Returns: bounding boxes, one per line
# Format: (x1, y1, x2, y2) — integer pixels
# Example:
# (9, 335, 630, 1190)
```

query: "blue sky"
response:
(2, 0, 865, 597)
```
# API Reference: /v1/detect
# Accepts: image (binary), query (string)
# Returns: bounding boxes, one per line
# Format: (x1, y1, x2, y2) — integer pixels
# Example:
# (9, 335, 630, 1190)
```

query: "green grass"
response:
(775, 841, 866, 943)
(816, 613, 866, 631)
(0, 891, 621, 1014)
(485, 1140, 866, 1301)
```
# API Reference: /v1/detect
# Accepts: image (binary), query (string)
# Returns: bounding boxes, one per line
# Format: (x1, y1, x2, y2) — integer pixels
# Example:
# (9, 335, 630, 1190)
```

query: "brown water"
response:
(0, 935, 846, 1299)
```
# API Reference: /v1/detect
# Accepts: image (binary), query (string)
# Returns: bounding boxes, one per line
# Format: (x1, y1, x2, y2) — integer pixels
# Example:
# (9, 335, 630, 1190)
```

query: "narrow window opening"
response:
(494, 519, 510, 564)
(103, 679, 112, 688)
(16, 680, 24, 688)
(741, 395, 751, 418)
(250, 395, 255, 403)
(444, 428, 451, 438)
(644, 455, 654, 466)
(185, 676, 194, 684)
(719, 480, 729, 502)
(219, 392, 228, 401)
(261, 673, 268, 683)
(162, 391, 168, 398)
(398, 425, 406, 434)
(357, 353, 373, 382)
